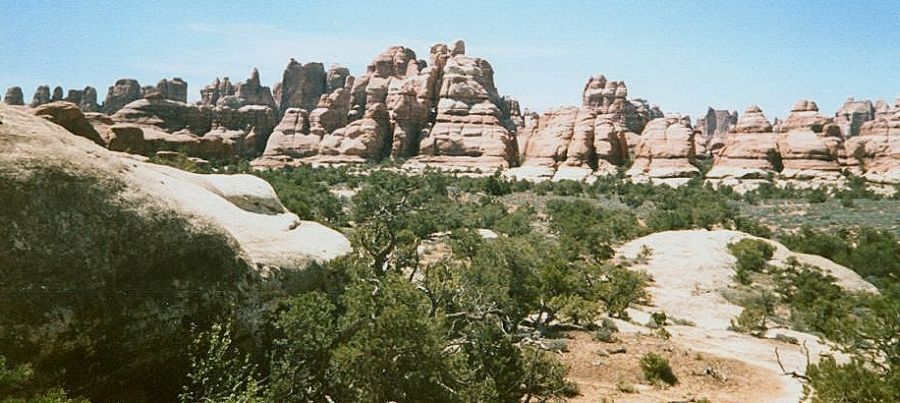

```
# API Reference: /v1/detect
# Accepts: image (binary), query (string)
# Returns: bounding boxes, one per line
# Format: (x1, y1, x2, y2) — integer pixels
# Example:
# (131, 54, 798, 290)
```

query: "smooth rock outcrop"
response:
(32, 101, 106, 146)
(626, 116, 698, 180)
(3, 104, 350, 267)
(707, 106, 780, 179)
(3, 86, 24, 105)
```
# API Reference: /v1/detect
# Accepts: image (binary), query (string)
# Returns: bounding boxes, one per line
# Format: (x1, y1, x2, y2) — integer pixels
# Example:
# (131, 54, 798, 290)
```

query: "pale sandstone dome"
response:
(707, 105, 779, 179)
(626, 116, 699, 179)
(0, 104, 350, 269)
(777, 99, 845, 178)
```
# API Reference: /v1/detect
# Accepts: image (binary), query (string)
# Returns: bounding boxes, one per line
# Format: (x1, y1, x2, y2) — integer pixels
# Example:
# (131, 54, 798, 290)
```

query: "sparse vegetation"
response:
(6, 162, 898, 401)
(639, 353, 678, 386)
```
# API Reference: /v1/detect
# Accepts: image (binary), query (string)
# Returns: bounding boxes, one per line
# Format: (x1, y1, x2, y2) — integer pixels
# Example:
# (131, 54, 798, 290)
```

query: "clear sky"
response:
(1, 0, 898, 120)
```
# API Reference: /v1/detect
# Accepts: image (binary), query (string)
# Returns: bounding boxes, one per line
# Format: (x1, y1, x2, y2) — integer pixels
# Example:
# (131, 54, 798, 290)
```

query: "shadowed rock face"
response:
(32, 101, 106, 146)
(3, 86, 24, 105)
(103, 79, 142, 114)
(143, 78, 188, 103)
(695, 107, 738, 157)
(30, 85, 51, 107)
(279, 59, 327, 114)
(707, 105, 779, 179)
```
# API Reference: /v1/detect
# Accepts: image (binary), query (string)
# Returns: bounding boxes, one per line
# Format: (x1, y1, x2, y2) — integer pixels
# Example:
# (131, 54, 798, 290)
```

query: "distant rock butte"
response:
(2, 41, 897, 184)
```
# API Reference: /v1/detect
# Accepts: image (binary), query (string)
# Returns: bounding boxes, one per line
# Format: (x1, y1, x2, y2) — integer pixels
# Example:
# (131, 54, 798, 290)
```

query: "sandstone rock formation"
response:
(234, 69, 277, 110)
(512, 74, 660, 180)
(326, 64, 351, 93)
(103, 78, 142, 114)
(199, 77, 235, 106)
(32, 101, 105, 146)
(80, 86, 100, 112)
(3, 103, 351, 267)
(145, 78, 188, 103)
(318, 102, 392, 162)
(58, 86, 100, 112)
(347, 45, 430, 158)
(844, 99, 899, 183)
(834, 97, 875, 138)
(517, 106, 579, 169)
(51, 86, 64, 102)
(776, 100, 845, 178)
(626, 116, 698, 181)
(110, 70, 277, 160)
(0, 104, 350, 399)
(259, 108, 318, 163)
(3, 86, 24, 105)
(707, 105, 779, 179)
(30, 85, 51, 107)
(695, 107, 738, 157)
(256, 41, 518, 169)
(413, 41, 518, 169)
(279, 59, 327, 113)
(310, 76, 353, 136)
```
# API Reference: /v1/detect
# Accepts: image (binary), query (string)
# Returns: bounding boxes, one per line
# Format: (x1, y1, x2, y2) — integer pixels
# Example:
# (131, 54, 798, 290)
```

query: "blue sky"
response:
(1, 0, 898, 120)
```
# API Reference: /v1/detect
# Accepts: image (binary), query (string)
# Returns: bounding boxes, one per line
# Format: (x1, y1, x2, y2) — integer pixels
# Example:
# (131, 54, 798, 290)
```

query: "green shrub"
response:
(727, 238, 775, 284)
(616, 380, 637, 393)
(639, 353, 678, 385)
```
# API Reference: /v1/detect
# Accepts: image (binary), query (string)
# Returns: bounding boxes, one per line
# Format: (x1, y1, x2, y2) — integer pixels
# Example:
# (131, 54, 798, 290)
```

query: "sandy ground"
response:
(561, 331, 789, 403)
